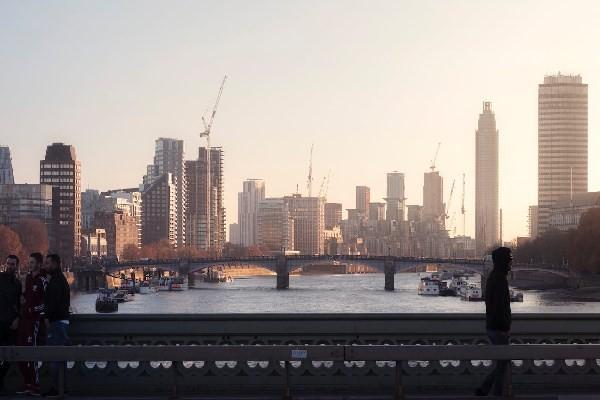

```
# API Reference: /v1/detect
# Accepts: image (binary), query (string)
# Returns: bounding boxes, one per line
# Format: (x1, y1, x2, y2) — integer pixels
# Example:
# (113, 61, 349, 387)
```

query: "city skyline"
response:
(4, 1, 600, 241)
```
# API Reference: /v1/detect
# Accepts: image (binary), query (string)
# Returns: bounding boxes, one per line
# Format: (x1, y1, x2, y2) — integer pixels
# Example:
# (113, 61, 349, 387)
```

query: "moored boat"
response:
(418, 277, 440, 296)
(461, 285, 483, 301)
(95, 289, 118, 313)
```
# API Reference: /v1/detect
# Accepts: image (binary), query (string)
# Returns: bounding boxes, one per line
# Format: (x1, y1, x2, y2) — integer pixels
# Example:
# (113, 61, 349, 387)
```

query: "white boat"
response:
(461, 285, 483, 301)
(510, 289, 524, 302)
(157, 276, 185, 291)
(204, 268, 233, 283)
(449, 276, 469, 297)
(418, 277, 440, 296)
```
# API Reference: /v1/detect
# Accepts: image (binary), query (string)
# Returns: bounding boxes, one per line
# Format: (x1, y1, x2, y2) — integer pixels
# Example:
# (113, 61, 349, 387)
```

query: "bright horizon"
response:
(3, 0, 600, 241)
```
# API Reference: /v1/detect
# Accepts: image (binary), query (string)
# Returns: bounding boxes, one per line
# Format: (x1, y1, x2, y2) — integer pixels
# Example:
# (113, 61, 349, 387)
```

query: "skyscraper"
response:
(81, 189, 101, 231)
(185, 147, 225, 254)
(0, 147, 15, 185)
(143, 138, 185, 246)
(257, 198, 294, 253)
(385, 172, 405, 222)
(40, 143, 81, 265)
(141, 173, 177, 246)
(238, 179, 265, 247)
(284, 194, 324, 255)
(324, 202, 342, 229)
(423, 171, 444, 224)
(369, 202, 386, 221)
(475, 101, 499, 255)
(538, 74, 588, 235)
(355, 186, 370, 217)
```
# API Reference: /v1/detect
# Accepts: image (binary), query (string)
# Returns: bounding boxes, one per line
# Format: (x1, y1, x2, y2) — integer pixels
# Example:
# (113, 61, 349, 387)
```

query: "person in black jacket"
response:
(0, 255, 22, 395)
(476, 246, 512, 397)
(43, 254, 70, 398)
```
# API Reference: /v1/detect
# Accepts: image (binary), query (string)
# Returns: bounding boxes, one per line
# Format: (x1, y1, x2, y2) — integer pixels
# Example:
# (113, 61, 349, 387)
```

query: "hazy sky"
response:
(2, 0, 600, 240)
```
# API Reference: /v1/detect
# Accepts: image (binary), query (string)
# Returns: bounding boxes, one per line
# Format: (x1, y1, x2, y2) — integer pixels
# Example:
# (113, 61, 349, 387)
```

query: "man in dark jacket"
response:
(43, 254, 70, 398)
(16, 252, 47, 396)
(0, 255, 22, 395)
(476, 246, 512, 396)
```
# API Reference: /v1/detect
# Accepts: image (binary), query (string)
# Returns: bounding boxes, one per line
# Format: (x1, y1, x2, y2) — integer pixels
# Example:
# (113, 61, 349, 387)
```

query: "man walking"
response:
(42, 254, 70, 398)
(16, 253, 47, 396)
(0, 255, 22, 395)
(476, 246, 513, 397)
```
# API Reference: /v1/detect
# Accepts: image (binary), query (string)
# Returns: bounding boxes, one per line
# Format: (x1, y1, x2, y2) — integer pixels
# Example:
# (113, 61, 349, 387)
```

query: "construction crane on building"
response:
(445, 178, 455, 220)
(450, 211, 457, 236)
(200, 75, 227, 248)
(318, 169, 331, 200)
(461, 173, 466, 236)
(430, 142, 441, 172)
(306, 144, 314, 197)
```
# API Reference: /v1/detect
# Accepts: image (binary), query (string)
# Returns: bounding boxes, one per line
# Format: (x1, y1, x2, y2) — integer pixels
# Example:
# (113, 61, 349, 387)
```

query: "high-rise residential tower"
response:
(423, 171, 444, 224)
(385, 172, 405, 222)
(141, 173, 177, 246)
(40, 143, 81, 265)
(324, 202, 342, 229)
(0, 147, 15, 185)
(185, 147, 225, 254)
(143, 138, 185, 246)
(475, 101, 499, 255)
(238, 179, 265, 247)
(355, 186, 370, 217)
(538, 74, 588, 235)
(257, 198, 294, 253)
(284, 194, 324, 255)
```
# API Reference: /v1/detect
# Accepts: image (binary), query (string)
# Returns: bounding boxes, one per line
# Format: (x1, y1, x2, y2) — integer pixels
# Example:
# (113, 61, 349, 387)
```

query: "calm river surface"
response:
(70, 273, 600, 314)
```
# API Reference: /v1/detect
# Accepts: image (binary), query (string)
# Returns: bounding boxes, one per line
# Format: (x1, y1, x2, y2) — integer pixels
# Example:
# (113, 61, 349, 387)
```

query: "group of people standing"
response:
(0, 253, 70, 397)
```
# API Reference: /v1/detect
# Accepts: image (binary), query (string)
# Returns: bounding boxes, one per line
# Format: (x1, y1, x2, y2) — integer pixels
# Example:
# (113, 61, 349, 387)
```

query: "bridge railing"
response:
(4, 344, 600, 399)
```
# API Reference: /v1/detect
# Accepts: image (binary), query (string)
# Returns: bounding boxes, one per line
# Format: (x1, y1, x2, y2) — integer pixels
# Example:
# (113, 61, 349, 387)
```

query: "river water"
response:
(70, 273, 600, 314)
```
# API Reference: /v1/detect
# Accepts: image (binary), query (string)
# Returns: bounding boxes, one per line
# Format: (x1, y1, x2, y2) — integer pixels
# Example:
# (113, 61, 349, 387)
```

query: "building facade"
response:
(141, 173, 177, 246)
(257, 198, 294, 253)
(475, 101, 500, 255)
(80, 229, 107, 258)
(324, 203, 342, 230)
(40, 143, 81, 265)
(0, 147, 15, 185)
(538, 74, 588, 235)
(385, 172, 405, 222)
(355, 186, 370, 217)
(185, 147, 225, 254)
(528, 205, 539, 239)
(369, 202, 386, 222)
(101, 188, 143, 248)
(94, 210, 138, 258)
(284, 194, 324, 255)
(228, 223, 241, 245)
(237, 179, 265, 247)
(0, 184, 53, 227)
(423, 171, 444, 225)
(548, 192, 600, 232)
(143, 138, 185, 246)
(81, 189, 101, 231)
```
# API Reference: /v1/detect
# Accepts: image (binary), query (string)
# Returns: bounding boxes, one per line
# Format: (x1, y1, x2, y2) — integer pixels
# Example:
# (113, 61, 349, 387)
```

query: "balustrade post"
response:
(384, 257, 395, 291)
(276, 256, 289, 290)
(282, 360, 292, 400)
(394, 360, 404, 400)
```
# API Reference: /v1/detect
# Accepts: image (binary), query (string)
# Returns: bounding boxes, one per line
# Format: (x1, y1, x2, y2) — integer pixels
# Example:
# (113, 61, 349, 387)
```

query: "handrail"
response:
(2, 343, 600, 361)
(3, 344, 599, 399)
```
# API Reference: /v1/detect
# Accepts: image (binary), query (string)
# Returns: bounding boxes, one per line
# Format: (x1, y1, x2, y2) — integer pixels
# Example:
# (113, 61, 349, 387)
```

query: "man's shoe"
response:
(475, 387, 488, 396)
(41, 388, 60, 398)
(28, 385, 41, 397)
(15, 385, 30, 395)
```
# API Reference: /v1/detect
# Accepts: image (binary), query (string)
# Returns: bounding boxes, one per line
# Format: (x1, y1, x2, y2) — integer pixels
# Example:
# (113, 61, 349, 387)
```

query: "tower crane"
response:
(318, 169, 331, 200)
(445, 178, 456, 220)
(430, 142, 441, 172)
(200, 75, 227, 249)
(306, 144, 314, 197)
(461, 173, 466, 236)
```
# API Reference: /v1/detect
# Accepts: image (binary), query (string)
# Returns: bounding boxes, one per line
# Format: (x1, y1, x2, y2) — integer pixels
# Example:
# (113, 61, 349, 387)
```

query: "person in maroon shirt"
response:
(16, 252, 47, 396)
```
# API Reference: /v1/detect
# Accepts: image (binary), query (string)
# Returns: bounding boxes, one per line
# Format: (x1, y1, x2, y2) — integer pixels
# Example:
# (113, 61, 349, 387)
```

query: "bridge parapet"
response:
(17, 313, 600, 397)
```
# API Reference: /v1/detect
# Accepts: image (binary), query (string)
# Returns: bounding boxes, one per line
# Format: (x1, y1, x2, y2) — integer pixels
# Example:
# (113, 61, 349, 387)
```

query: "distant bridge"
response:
(72, 255, 570, 291)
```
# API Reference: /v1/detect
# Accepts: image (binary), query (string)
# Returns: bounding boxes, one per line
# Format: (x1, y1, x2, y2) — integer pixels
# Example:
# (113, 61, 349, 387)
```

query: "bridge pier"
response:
(276, 256, 289, 290)
(188, 272, 195, 288)
(384, 258, 395, 291)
